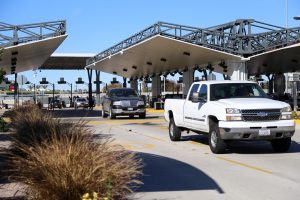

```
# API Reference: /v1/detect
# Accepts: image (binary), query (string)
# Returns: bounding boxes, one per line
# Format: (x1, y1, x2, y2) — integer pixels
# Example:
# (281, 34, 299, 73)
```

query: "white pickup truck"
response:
(164, 80, 295, 154)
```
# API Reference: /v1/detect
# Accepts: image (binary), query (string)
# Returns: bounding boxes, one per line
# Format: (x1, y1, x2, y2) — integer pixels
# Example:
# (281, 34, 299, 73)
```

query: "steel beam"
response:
(87, 19, 300, 67)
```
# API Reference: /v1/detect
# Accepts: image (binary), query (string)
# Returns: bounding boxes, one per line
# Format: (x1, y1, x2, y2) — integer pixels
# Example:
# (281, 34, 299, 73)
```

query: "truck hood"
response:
(111, 97, 142, 101)
(213, 98, 289, 109)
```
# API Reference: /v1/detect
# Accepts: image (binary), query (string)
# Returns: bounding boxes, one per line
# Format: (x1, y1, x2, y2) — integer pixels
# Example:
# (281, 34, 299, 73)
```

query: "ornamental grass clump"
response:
(6, 106, 142, 199)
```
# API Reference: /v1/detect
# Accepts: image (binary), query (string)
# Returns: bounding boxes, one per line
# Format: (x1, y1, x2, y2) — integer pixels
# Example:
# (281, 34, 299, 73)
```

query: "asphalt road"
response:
(1, 108, 299, 200)
(89, 112, 300, 200)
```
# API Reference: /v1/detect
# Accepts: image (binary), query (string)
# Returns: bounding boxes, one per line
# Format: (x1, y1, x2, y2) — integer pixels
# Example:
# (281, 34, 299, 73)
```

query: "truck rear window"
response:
(210, 83, 267, 101)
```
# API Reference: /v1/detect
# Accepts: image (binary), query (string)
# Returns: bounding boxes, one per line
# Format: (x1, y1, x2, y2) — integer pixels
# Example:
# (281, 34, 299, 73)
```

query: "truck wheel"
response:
(209, 120, 227, 154)
(109, 107, 116, 119)
(139, 112, 146, 119)
(102, 106, 108, 118)
(169, 118, 181, 141)
(271, 138, 291, 153)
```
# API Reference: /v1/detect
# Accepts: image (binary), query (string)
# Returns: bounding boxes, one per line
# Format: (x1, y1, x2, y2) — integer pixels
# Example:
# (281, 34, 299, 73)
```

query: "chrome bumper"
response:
(112, 108, 145, 115)
(219, 120, 295, 140)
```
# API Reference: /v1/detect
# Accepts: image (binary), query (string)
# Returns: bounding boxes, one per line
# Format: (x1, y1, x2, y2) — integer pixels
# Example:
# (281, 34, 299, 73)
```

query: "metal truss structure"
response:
(87, 19, 300, 66)
(0, 20, 66, 47)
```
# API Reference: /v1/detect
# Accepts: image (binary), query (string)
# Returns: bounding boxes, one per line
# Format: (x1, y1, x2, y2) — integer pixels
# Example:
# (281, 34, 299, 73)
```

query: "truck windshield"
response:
(210, 83, 267, 101)
(109, 89, 138, 98)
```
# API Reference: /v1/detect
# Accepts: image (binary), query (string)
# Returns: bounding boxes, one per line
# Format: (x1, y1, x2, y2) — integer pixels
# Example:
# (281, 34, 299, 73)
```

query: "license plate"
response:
(128, 108, 133, 111)
(259, 129, 270, 136)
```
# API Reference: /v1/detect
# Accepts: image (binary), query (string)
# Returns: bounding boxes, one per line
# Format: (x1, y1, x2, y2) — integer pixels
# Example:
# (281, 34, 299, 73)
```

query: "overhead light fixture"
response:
(161, 58, 167, 62)
(11, 51, 18, 56)
(146, 61, 152, 66)
(183, 51, 190, 56)
(132, 65, 137, 69)
(93, 63, 96, 66)
(120, 50, 124, 55)
(292, 59, 298, 63)
(108, 55, 112, 59)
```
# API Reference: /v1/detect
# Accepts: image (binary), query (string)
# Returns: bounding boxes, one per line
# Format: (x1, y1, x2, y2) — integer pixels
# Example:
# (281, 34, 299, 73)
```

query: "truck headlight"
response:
(280, 114, 292, 120)
(137, 101, 144, 106)
(113, 101, 122, 106)
(226, 108, 241, 114)
(281, 106, 292, 112)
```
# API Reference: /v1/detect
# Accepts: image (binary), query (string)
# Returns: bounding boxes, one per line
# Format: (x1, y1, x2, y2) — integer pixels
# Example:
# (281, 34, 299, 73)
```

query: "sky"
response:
(1, 0, 300, 91)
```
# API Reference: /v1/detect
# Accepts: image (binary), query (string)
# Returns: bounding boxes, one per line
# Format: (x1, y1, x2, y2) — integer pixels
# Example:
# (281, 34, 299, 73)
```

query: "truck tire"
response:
(109, 107, 116, 119)
(271, 138, 291, 153)
(139, 112, 146, 119)
(102, 106, 108, 118)
(169, 118, 181, 141)
(209, 120, 227, 154)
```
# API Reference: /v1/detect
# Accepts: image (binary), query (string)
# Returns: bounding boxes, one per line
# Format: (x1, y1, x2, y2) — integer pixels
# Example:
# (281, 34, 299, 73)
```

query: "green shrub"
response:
(0, 117, 8, 132)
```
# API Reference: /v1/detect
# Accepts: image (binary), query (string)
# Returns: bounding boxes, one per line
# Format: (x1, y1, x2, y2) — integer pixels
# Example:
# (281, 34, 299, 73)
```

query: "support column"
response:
(123, 77, 127, 88)
(95, 70, 101, 106)
(152, 75, 161, 103)
(14, 73, 18, 107)
(87, 69, 93, 108)
(228, 61, 248, 80)
(274, 73, 285, 95)
(130, 79, 138, 91)
(183, 70, 194, 98)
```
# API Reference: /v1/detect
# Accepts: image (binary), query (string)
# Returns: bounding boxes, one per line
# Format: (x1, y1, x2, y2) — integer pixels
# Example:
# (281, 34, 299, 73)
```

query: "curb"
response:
(146, 108, 164, 113)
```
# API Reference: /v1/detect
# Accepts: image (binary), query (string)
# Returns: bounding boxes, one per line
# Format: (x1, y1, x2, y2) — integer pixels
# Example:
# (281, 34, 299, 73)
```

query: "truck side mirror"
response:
(191, 92, 200, 103)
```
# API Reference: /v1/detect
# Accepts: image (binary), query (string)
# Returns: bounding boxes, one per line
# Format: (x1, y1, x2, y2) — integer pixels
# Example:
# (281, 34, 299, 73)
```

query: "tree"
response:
(102, 83, 122, 93)
(162, 79, 182, 93)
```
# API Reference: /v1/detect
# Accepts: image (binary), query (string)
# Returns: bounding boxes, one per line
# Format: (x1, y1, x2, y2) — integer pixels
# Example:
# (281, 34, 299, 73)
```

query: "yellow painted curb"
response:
(146, 108, 164, 113)
(295, 119, 300, 125)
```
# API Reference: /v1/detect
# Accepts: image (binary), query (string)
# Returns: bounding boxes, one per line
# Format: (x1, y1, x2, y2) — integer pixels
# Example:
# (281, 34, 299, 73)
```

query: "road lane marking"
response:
(216, 156, 273, 174)
(189, 141, 207, 147)
(87, 119, 165, 125)
(122, 143, 154, 151)
(113, 125, 169, 143)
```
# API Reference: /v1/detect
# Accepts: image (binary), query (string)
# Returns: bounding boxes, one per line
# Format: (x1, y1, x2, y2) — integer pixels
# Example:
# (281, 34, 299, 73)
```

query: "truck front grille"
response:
(241, 109, 281, 121)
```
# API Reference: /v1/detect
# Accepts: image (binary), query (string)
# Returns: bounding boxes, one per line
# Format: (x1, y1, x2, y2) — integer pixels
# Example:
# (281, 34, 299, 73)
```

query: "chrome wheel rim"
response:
(210, 130, 217, 148)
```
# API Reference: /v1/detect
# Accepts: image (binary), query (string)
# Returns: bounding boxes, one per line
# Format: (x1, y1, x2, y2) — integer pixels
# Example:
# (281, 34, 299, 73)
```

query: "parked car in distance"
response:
(102, 88, 146, 119)
(74, 98, 89, 109)
(49, 99, 62, 109)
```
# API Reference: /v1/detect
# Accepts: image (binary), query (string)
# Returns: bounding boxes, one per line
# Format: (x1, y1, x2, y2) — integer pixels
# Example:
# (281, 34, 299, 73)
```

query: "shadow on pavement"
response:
(136, 152, 224, 193)
(0, 133, 12, 143)
(182, 134, 300, 154)
(45, 109, 101, 118)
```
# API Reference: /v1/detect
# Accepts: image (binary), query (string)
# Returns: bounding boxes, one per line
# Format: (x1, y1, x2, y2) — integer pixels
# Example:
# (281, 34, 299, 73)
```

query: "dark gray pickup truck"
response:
(102, 88, 146, 119)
